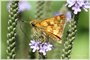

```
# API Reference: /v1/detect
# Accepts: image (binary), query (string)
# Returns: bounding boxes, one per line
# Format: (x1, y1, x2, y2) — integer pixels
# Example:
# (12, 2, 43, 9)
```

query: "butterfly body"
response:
(30, 15, 66, 43)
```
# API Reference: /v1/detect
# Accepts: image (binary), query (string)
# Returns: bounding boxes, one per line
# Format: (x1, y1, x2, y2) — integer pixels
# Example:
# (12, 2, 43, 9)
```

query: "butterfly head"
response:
(30, 20, 39, 27)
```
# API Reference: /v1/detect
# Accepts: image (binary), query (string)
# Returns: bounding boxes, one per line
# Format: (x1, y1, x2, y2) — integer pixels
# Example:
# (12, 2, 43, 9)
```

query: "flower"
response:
(29, 40, 53, 55)
(39, 44, 47, 55)
(72, 3, 81, 14)
(44, 43, 53, 51)
(29, 40, 40, 52)
(66, 0, 90, 14)
(7, 0, 31, 13)
(39, 43, 53, 55)
(66, 11, 71, 22)
(18, 1, 31, 12)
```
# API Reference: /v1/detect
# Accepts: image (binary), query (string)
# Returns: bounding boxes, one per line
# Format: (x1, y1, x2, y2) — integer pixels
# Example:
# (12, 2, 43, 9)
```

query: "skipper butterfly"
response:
(30, 15, 66, 43)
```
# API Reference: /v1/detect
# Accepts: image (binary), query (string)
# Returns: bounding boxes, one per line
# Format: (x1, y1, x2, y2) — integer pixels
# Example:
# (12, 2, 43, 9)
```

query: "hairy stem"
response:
(61, 13, 79, 59)
(6, 1, 19, 59)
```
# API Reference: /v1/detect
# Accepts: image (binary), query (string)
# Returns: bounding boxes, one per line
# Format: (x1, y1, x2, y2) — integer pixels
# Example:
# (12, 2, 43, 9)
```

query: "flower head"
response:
(29, 40, 53, 55)
(66, 0, 90, 14)
(7, 0, 31, 13)
(39, 43, 53, 55)
(29, 40, 40, 52)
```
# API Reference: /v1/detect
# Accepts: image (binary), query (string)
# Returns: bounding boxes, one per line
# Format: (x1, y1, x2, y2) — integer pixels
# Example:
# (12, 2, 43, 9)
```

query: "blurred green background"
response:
(1, 1, 89, 59)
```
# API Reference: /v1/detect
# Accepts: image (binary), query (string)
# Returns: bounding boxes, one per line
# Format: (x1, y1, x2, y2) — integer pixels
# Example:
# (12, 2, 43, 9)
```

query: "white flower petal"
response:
(83, 8, 88, 12)
(32, 49, 36, 52)
(43, 52, 46, 55)
(74, 10, 78, 14)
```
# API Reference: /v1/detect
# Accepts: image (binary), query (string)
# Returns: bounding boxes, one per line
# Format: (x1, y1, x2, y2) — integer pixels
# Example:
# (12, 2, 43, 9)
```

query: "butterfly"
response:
(30, 14, 66, 43)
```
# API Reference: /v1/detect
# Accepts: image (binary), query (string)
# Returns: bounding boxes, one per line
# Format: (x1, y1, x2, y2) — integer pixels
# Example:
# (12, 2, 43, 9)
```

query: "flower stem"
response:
(35, 1, 45, 20)
(61, 13, 79, 59)
(36, 1, 46, 59)
(6, 1, 19, 59)
(39, 53, 46, 59)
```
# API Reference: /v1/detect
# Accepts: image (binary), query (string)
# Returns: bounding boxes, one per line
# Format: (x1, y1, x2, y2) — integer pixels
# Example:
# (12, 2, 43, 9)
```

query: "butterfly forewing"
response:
(30, 15, 66, 43)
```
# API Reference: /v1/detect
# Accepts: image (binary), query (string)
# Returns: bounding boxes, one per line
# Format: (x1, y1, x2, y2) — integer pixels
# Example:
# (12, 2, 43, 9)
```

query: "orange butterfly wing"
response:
(30, 15, 66, 43)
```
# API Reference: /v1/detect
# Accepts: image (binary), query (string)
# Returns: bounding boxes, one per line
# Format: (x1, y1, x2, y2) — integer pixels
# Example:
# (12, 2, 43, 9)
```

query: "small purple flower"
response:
(7, 0, 31, 13)
(39, 43, 53, 55)
(66, 11, 71, 22)
(29, 40, 53, 55)
(39, 44, 47, 55)
(18, 1, 31, 12)
(65, 0, 76, 7)
(72, 3, 81, 14)
(29, 40, 40, 52)
(66, 0, 90, 14)
(44, 43, 53, 51)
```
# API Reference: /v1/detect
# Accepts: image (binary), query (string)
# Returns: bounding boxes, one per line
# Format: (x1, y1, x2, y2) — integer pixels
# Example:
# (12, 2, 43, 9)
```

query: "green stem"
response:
(61, 13, 79, 59)
(35, 1, 45, 20)
(36, 1, 46, 59)
(6, 1, 19, 59)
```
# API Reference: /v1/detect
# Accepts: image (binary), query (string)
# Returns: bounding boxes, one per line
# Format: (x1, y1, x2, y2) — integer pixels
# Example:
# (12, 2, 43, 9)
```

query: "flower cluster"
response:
(29, 40, 53, 55)
(7, 0, 31, 13)
(66, 0, 90, 14)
